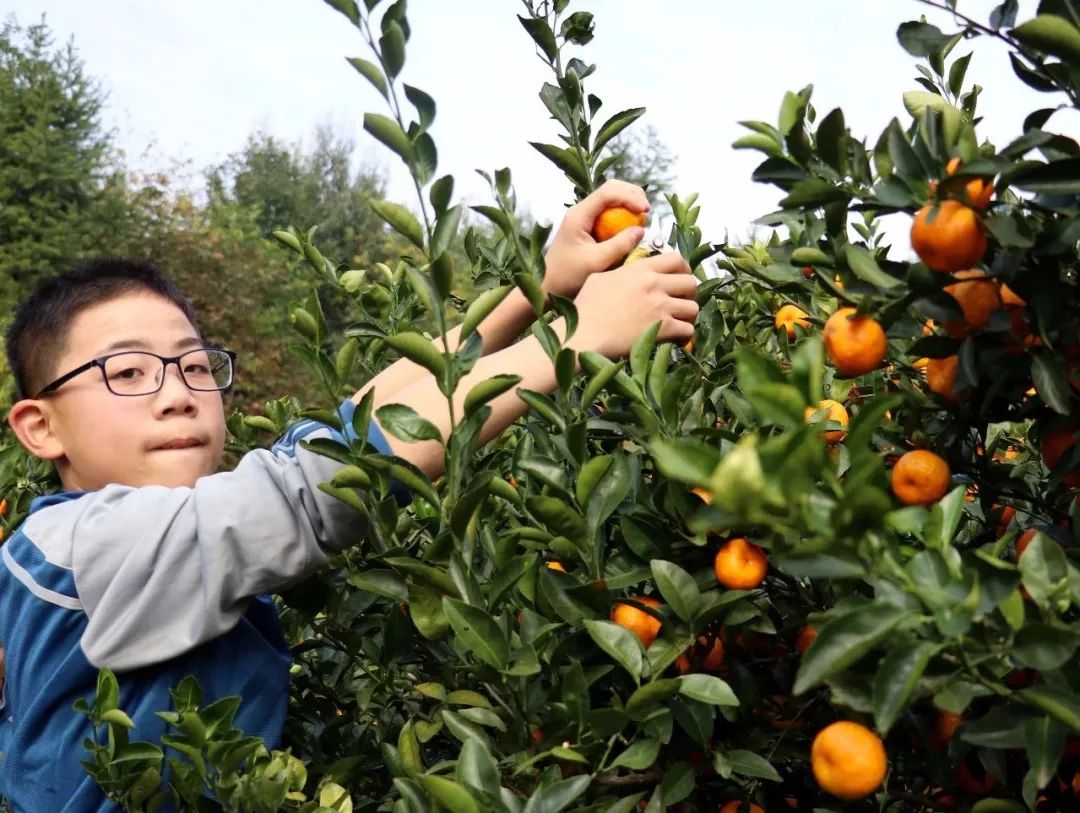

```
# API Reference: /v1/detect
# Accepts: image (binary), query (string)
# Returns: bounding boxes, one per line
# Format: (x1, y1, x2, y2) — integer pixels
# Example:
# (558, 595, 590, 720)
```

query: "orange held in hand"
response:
(714, 538, 768, 589)
(891, 449, 951, 506)
(823, 307, 887, 377)
(775, 304, 810, 339)
(811, 720, 888, 801)
(911, 200, 987, 273)
(611, 596, 662, 648)
(591, 205, 647, 243)
(804, 399, 849, 443)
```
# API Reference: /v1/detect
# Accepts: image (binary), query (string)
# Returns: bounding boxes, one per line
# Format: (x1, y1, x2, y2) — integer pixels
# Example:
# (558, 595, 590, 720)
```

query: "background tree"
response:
(0, 16, 128, 313)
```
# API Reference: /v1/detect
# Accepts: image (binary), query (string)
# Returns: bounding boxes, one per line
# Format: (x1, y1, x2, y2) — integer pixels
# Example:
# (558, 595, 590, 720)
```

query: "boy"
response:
(0, 180, 697, 810)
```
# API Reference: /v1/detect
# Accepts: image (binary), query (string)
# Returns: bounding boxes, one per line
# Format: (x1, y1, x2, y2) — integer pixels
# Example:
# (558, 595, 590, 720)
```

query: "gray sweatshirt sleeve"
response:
(60, 410, 400, 670)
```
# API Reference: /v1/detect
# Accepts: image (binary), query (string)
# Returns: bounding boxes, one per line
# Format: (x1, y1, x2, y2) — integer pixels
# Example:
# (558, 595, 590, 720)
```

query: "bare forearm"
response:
(369, 319, 568, 477)
(352, 288, 537, 405)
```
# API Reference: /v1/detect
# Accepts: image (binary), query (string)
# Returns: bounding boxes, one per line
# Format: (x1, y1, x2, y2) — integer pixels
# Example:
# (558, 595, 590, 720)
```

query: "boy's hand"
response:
(543, 180, 650, 300)
(568, 251, 698, 359)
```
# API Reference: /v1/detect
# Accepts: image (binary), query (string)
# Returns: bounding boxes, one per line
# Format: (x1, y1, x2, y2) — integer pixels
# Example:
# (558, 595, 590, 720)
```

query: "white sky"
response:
(8, 1, 1069, 255)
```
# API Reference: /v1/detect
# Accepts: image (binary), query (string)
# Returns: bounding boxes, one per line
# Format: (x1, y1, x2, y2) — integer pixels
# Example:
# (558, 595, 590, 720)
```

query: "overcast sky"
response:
(8, 1, 1068, 254)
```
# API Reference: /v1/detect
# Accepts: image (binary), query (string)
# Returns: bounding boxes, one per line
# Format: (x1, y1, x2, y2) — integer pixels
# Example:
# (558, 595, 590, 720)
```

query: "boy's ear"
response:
(7, 400, 65, 461)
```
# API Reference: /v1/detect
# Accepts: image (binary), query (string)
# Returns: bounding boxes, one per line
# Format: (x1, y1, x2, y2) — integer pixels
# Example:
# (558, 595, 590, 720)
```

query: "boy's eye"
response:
(183, 363, 211, 375)
(110, 367, 143, 380)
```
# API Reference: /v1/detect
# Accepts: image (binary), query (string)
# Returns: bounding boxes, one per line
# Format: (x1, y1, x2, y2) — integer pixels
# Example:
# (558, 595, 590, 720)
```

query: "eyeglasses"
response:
(35, 347, 237, 398)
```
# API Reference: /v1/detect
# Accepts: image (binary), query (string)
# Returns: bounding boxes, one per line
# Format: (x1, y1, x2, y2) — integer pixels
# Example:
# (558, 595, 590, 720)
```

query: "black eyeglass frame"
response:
(34, 347, 238, 399)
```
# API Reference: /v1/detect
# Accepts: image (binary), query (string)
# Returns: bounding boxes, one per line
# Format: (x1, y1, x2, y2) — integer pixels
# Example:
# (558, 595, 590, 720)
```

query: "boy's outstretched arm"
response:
(365, 250, 698, 478)
(352, 180, 648, 405)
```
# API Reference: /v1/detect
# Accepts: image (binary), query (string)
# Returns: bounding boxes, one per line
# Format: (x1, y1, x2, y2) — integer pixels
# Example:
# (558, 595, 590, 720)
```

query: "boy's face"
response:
(31, 292, 227, 491)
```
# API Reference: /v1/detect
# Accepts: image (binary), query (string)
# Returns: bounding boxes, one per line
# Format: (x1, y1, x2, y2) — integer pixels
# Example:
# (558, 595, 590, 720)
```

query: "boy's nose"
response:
(154, 363, 198, 413)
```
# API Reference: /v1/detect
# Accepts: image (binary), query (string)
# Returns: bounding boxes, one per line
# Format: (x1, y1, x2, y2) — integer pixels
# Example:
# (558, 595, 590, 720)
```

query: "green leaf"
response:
(417, 776, 479, 813)
(375, 403, 443, 444)
(348, 569, 408, 602)
(816, 107, 848, 174)
(430, 174, 454, 214)
(385, 332, 446, 379)
(677, 674, 739, 706)
(96, 669, 120, 713)
(346, 57, 387, 98)
(379, 20, 406, 78)
(794, 604, 912, 694)
(584, 620, 644, 680)
(1031, 350, 1073, 416)
(844, 245, 904, 289)
(897, 21, 952, 57)
(101, 708, 135, 729)
(872, 641, 938, 733)
(111, 742, 164, 764)
(461, 285, 512, 340)
(581, 354, 625, 406)
(431, 205, 461, 259)
(442, 598, 510, 669)
(1012, 15, 1080, 69)
(779, 178, 849, 208)
(593, 107, 646, 154)
(517, 15, 558, 62)
(924, 486, 966, 550)
(609, 738, 660, 771)
(530, 142, 591, 189)
(651, 560, 701, 623)
(630, 321, 662, 383)
(1014, 624, 1080, 671)
(404, 83, 436, 129)
(649, 438, 722, 487)
(725, 749, 782, 782)
(523, 775, 591, 813)
(517, 389, 565, 431)
(1023, 714, 1066, 791)
(464, 374, 522, 416)
(324, 0, 360, 25)
(660, 761, 695, 805)
(1017, 685, 1080, 733)
(364, 113, 414, 164)
(456, 739, 501, 797)
(369, 198, 424, 249)
(384, 461, 440, 509)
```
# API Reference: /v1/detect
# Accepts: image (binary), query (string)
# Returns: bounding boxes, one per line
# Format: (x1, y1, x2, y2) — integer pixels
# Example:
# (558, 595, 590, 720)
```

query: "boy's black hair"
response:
(5, 258, 200, 400)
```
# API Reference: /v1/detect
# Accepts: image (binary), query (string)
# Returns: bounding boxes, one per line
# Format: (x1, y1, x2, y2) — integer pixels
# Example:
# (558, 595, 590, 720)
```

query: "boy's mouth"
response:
(154, 438, 203, 451)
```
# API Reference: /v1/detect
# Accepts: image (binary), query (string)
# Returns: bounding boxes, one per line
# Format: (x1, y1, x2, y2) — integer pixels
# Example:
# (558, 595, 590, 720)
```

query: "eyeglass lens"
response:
(102, 349, 232, 395)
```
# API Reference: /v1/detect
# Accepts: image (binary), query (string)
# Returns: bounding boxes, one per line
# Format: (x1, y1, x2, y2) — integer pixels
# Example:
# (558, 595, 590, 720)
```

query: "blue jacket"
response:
(0, 402, 393, 810)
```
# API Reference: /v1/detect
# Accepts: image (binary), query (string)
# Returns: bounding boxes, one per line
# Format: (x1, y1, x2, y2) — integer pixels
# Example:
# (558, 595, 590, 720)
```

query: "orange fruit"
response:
(591, 206, 647, 242)
(823, 307, 887, 377)
(940, 157, 994, 210)
(1000, 282, 1026, 307)
(943, 270, 1002, 336)
(530, 727, 545, 745)
(911, 200, 988, 273)
(926, 355, 959, 401)
(911, 356, 929, 370)
(891, 450, 951, 506)
(804, 399, 849, 443)
(675, 635, 725, 674)
(1017, 528, 1038, 558)
(802, 265, 814, 279)
(0, 498, 7, 516)
(611, 596, 662, 648)
(1042, 425, 1080, 487)
(719, 803, 764, 813)
(796, 625, 818, 655)
(996, 505, 1016, 537)
(811, 721, 887, 801)
(692, 486, 712, 505)
(546, 561, 566, 572)
(775, 304, 810, 339)
(714, 538, 768, 589)
(930, 710, 963, 751)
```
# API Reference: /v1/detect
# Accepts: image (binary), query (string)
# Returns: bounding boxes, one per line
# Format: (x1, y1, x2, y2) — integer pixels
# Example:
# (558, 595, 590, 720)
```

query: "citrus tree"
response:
(28, 0, 1080, 811)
